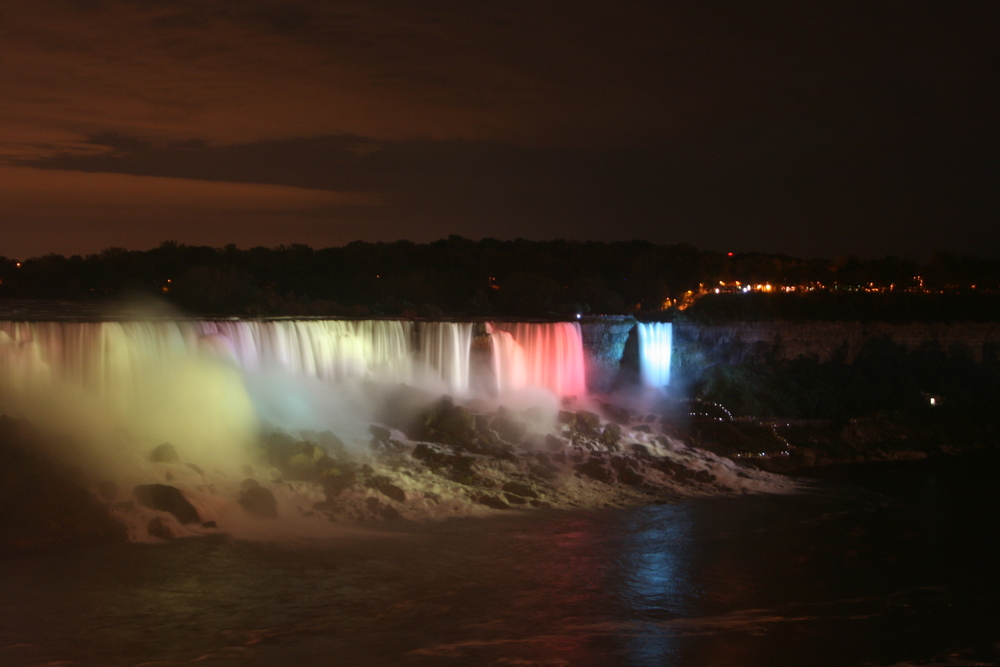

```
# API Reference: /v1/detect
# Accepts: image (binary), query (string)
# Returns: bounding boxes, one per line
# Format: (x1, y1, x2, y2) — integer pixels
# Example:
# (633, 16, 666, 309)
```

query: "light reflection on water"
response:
(2, 459, 1000, 667)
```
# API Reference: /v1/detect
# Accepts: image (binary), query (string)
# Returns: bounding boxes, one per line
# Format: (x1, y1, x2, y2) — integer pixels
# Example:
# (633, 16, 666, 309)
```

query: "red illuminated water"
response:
(488, 321, 587, 398)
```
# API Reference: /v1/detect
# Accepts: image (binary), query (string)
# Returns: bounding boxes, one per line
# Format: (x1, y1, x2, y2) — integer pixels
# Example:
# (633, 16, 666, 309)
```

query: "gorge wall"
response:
(580, 319, 1000, 392)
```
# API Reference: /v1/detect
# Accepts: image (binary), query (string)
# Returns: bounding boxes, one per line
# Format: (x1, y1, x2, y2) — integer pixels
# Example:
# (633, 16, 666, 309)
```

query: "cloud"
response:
(0, 1, 996, 259)
(0, 0, 683, 165)
(0, 165, 377, 257)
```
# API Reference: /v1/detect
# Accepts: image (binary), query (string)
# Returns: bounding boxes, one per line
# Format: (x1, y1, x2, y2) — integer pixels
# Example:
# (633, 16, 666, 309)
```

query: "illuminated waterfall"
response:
(637, 322, 672, 388)
(1, 318, 593, 450)
(487, 326, 526, 395)
(417, 322, 473, 395)
(0, 320, 257, 475)
(1, 320, 590, 401)
(488, 322, 587, 398)
(197, 320, 414, 384)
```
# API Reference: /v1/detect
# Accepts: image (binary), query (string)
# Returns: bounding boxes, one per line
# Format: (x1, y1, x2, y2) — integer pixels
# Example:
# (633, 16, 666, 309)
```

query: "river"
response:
(2, 452, 998, 666)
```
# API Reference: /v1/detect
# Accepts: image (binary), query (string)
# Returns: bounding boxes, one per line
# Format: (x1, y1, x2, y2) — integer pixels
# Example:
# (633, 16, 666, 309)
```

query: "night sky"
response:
(1, 1, 996, 260)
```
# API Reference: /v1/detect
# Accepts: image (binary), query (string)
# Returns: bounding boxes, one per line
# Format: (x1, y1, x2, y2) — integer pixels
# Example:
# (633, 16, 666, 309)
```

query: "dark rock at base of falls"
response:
(321, 465, 358, 499)
(574, 410, 602, 435)
(238, 484, 278, 519)
(149, 442, 180, 464)
(501, 481, 539, 499)
(411, 443, 476, 476)
(601, 423, 623, 449)
(133, 484, 201, 524)
(261, 432, 339, 480)
(474, 493, 512, 510)
(600, 403, 632, 425)
(491, 408, 527, 445)
(617, 467, 645, 487)
(376, 482, 406, 503)
(368, 424, 392, 443)
(147, 516, 173, 538)
(575, 457, 616, 483)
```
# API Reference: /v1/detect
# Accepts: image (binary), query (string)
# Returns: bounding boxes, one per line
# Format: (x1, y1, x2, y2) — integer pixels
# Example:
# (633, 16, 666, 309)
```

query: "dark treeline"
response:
(1, 237, 999, 319)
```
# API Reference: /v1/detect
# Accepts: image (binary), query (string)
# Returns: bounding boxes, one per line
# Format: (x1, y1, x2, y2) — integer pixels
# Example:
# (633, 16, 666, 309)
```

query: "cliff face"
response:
(579, 317, 637, 392)
(673, 321, 1000, 370)
(580, 319, 1000, 391)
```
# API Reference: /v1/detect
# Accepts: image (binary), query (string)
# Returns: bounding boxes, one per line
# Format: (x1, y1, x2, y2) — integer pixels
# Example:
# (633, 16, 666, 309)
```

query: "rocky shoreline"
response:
(1, 389, 791, 553)
(3, 386, 995, 555)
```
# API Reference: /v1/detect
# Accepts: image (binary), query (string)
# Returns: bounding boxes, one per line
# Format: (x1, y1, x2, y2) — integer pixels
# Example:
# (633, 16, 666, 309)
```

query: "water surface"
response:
(2, 454, 998, 666)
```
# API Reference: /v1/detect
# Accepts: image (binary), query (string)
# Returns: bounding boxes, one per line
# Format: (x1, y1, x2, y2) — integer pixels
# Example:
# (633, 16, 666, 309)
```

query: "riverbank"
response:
(5, 383, 997, 556)
(0, 391, 794, 553)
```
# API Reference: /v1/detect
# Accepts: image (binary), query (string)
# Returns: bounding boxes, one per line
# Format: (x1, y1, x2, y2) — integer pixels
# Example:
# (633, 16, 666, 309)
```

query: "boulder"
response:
(379, 504, 401, 520)
(630, 444, 652, 457)
(575, 458, 615, 483)
(601, 423, 622, 449)
(557, 410, 576, 425)
(133, 484, 201, 524)
(474, 413, 494, 434)
(147, 516, 173, 538)
(575, 410, 601, 429)
(501, 481, 539, 499)
(377, 482, 406, 504)
(529, 464, 558, 481)
(617, 467, 645, 486)
(150, 442, 180, 463)
(437, 405, 474, 436)
(600, 403, 632, 425)
(238, 485, 278, 519)
(475, 494, 511, 510)
(693, 469, 716, 484)
(794, 447, 817, 466)
(492, 410, 527, 444)
(321, 467, 357, 497)
(316, 431, 347, 458)
(368, 424, 392, 443)
(652, 459, 692, 484)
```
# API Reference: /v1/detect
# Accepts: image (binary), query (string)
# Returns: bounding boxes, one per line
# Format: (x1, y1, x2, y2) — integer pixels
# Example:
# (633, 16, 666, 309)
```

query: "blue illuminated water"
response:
(638, 322, 672, 388)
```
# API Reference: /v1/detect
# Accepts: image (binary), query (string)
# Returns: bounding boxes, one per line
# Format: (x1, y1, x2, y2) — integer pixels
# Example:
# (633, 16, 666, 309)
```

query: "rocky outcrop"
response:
(237, 480, 278, 519)
(673, 321, 1000, 372)
(133, 484, 201, 524)
(579, 317, 636, 391)
(579, 319, 999, 390)
(149, 442, 180, 463)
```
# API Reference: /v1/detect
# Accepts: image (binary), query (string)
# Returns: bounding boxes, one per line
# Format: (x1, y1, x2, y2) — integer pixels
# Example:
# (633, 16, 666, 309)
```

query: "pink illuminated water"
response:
(488, 322, 587, 398)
